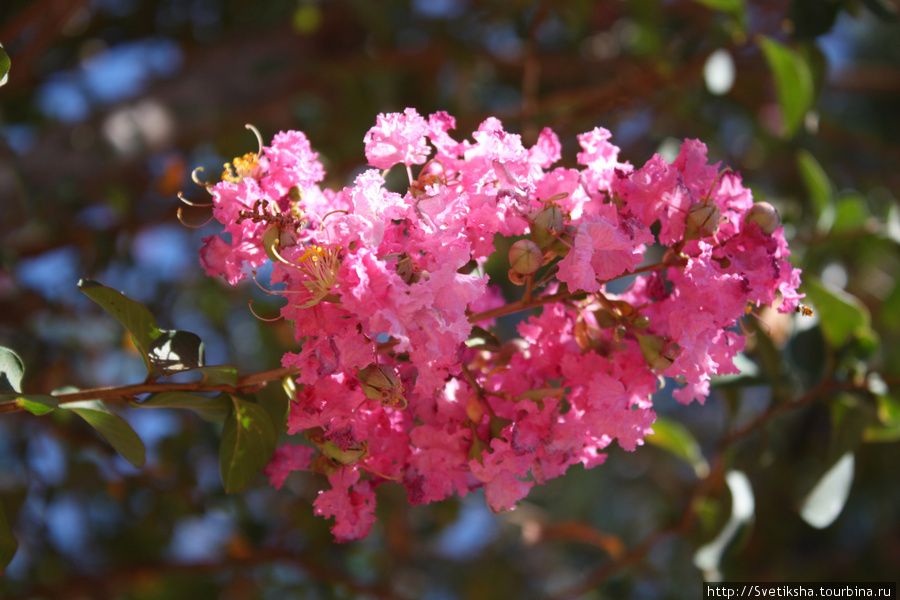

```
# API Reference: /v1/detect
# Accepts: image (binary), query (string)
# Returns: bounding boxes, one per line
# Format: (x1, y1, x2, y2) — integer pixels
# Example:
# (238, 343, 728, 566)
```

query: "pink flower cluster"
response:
(198, 109, 802, 541)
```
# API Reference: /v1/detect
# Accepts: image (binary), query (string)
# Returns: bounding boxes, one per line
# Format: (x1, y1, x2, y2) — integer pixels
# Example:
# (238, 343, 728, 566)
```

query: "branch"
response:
(0, 366, 298, 415)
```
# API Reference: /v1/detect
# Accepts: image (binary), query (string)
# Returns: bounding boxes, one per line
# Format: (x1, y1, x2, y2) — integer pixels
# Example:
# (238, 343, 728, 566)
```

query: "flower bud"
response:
(633, 314, 650, 330)
(358, 364, 407, 409)
(684, 201, 721, 240)
(744, 201, 780, 235)
(509, 239, 543, 275)
(636, 333, 679, 371)
(529, 205, 564, 248)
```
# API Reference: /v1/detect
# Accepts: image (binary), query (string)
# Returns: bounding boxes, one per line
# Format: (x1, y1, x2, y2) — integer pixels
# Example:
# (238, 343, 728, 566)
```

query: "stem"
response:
(468, 259, 676, 324)
(0, 366, 299, 415)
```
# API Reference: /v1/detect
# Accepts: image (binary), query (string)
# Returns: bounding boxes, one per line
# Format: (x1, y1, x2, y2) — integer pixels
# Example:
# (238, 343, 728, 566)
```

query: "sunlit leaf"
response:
(136, 391, 233, 423)
(691, 0, 743, 13)
(799, 452, 854, 529)
(801, 277, 872, 349)
(220, 395, 277, 493)
(646, 417, 709, 477)
(0, 501, 16, 574)
(0, 45, 9, 87)
(694, 471, 755, 580)
(0, 347, 25, 394)
(12, 395, 59, 415)
(864, 394, 900, 443)
(796, 149, 834, 229)
(759, 36, 815, 138)
(148, 330, 205, 376)
(78, 280, 163, 376)
(61, 400, 146, 468)
(0, 348, 59, 415)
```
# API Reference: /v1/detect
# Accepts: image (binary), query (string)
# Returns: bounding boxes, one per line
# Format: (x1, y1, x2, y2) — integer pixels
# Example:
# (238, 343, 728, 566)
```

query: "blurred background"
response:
(1, 1, 899, 598)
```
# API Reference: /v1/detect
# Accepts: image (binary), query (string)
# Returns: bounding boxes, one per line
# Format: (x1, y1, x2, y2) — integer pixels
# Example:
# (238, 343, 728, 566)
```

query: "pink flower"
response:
(364, 108, 431, 169)
(314, 468, 377, 542)
(557, 208, 653, 293)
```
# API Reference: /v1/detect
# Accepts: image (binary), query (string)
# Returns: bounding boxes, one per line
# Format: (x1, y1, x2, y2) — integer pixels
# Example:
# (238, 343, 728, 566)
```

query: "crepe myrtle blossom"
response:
(193, 110, 803, 541)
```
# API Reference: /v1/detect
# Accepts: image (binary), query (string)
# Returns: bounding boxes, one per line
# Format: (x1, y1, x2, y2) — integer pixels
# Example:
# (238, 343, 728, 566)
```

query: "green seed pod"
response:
(509, 239, 543, 275)
(547, 224, 576, 258)
(358, 364, 407, 409)
(636, 333, 676, 371)
(633, 314, 651, 330)
(322, 440, 368, 465)
(684, 201, 721, 240)
(744, 201, 780, 235)
(529, 205, 564, 248)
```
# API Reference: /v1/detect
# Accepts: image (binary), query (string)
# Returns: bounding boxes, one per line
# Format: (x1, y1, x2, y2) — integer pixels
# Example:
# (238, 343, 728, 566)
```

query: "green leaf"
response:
(799, 452, 854, 529)
(192, 365, 239, 387)
(831, 192, 871, 233)
(759, 36, 815, 138)
(78, 280, 163, 376)
(137, 391, 233, 423)
(647, 417, 709, 477)
(0, 500, 17, 574)
(148, 330, 205, 376)
(220, 395, 277, 493)
(61, 400, 146, 468)
(802, 276, 872, 349)
(691, 0, 743, 13)
(796, 149, 835, 228)
(864, 394, 900, 443)
(0, 348, 59, 415)
(0, 44, 9, 87)
(11, 394, 59, 415)
(0, 347, 25, 393)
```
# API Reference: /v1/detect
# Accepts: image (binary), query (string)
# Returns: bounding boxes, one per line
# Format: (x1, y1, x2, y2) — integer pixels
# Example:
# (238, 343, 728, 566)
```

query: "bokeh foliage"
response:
(1, 0, 899, 598)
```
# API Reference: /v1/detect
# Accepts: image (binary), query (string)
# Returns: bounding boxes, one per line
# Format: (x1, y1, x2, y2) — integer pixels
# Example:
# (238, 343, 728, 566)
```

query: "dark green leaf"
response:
(802, 277, 872, 349)
(796, 150, 834, 229)
(220, 395, 277, 493)
(861, 0, 898, 20)
(465, 326, 502, 352)
(62, 400, 146, 468)
(78, 280, 162, 376)
(0, 347, 25, 394)
(148, 330, 205, 376)
(759, 37, 815, 138)
(694, 471, 755, 579)
(647, 417, 709, 477)
(0, 500, 17, 574)
(137, 391, 233, 423)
